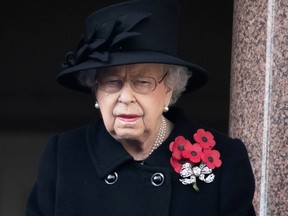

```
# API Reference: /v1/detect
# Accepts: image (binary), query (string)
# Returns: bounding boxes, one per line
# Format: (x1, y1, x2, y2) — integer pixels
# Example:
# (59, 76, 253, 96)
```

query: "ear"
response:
(94, 88, 98, 100)
(164, 88, 173, 106)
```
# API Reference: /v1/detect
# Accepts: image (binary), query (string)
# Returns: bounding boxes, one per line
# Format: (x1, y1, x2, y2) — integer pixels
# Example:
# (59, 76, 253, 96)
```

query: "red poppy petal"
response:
(189, 155, 201, 163)
(212, 150, 220, 158)
(170, 157, 182, 173)
(172, 151, 183, 160)
(203, 143, 211, 149)
(181, 150, 190, 159)
(170, 157, 178, 167)
(214, 158, 222, 167)
(174, 164, 182, 173)
(197, 129, 205, 135)
(194, 143, 202, 151)
(209, 140, 216, 147)
(176, 136, 186, 143)
(203, 148, 212, 154)
(170, 157, 176, 166)
(169, 141, 175, 152)
(206, 131, 214, 139)
(200, 152, 206, 161)
(206, 162, 215, 169)
(193, 134, 199, 142)
(183, 142, 192, 150)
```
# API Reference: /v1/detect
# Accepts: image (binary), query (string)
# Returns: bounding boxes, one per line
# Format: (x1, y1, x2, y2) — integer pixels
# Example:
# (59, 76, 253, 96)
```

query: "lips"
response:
(117, 114, 141, 123)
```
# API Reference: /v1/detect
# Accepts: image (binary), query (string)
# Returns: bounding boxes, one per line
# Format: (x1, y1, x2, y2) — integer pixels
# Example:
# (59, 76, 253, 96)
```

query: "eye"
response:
(133, 77, 153, 85)
(101, 76, 122, 86)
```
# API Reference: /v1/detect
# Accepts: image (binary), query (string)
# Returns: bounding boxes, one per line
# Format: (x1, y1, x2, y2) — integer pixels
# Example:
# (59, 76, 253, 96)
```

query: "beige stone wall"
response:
(230, 0, 288, 215)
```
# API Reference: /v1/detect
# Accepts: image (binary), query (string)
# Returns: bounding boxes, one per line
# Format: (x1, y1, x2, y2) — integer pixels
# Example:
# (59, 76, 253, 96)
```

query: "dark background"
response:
(0, 0, 234, 215)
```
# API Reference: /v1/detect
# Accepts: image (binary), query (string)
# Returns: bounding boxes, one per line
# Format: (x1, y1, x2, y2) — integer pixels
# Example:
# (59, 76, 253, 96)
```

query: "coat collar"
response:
(86, 108, 200, 178)
(86, 120, 133, 178)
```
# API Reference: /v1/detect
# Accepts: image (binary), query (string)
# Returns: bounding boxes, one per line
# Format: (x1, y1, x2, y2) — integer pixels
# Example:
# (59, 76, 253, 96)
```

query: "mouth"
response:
(117, 114, 141, 123)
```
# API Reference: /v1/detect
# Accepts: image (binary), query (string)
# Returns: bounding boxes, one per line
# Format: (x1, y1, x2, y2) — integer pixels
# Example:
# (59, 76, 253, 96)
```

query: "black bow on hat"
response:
(57, 0, 208, 93)
(62, 12, 152, 67)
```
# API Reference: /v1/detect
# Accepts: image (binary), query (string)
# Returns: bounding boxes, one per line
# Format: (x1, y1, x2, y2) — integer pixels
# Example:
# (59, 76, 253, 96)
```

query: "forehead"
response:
(96, 63, 164, 77)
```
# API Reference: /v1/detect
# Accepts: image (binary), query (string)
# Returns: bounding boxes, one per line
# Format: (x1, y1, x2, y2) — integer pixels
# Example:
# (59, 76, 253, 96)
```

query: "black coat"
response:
(26, 112, 255, 216)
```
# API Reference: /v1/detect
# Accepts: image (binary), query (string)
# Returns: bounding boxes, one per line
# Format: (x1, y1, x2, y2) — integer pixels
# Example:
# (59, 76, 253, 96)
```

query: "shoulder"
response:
(57, 123, 93, 139)
(172, 116, 251, 165)
(42, 121, 100, 158)
(48, 121, 100, 144)
(207, 127, 247, 150)
(197, 123, 250, 161)
(168, 107, 249, 154)
(205, 127, 250, 162)
(166, 106, 251, 158)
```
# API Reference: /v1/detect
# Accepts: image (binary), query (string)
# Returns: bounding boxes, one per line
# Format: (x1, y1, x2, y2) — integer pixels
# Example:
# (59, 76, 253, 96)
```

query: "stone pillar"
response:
(229, 0, 288, 215)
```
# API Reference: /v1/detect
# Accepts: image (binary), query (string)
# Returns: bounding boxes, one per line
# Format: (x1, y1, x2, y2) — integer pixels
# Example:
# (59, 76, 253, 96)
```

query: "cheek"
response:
(96, 93, 116, 131)
(139, 94, 166, 124)
(144, 89, 170, 111)
(101, 109, 115, 130)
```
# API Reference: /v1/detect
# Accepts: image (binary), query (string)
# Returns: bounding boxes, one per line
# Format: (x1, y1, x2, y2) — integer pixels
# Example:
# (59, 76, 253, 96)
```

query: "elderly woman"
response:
(26, 0, 255, 216)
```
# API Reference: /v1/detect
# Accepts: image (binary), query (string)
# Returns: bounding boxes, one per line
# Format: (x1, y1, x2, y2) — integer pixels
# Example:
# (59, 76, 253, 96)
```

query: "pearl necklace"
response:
(147, 116, 167, 157)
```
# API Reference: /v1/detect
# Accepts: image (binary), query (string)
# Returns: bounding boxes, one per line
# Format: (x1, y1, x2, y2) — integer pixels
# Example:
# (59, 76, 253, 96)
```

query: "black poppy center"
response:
(202, 137, 208, 142)
(191, 151, 197, 156)
(179, 159, 186, 164)
(178, 144, 184, 151)
(208, 156, 214, 162)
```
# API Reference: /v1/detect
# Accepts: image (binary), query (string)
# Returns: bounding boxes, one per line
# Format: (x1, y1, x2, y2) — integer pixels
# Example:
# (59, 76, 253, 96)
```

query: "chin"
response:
(114, 129, 144, 141)
(116, 133, 140, 140)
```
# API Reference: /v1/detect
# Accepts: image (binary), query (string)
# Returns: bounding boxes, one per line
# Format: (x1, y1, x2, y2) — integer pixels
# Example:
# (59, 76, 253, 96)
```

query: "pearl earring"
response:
(95, 101, 100, 109)
(163, 105, 169, 112)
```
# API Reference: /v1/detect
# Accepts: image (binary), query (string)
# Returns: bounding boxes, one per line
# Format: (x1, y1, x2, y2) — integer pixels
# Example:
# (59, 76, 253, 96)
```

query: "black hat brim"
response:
(57, 51, 208, 93)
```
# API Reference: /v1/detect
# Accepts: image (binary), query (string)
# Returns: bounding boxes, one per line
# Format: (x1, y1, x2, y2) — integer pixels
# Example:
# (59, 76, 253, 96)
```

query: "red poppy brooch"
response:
(169, 129, 222, 191)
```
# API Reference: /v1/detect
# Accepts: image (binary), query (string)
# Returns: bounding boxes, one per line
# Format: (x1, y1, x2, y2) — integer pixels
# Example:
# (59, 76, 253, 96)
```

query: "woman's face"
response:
(95, 63, 172, 144)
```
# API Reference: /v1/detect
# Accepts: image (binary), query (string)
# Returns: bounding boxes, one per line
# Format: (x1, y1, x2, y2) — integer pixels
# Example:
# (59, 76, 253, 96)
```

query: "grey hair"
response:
(77, 64, 192, 105)
(163, 64, 192, 105)
(78, 69, 97, 89)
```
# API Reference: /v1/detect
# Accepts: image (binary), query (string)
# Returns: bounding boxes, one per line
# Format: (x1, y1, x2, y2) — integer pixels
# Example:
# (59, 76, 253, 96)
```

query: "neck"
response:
(146, 116, 167, 157)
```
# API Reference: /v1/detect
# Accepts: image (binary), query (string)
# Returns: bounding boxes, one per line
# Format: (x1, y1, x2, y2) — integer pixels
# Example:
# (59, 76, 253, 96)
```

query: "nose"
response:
(117, 81, 136, 104)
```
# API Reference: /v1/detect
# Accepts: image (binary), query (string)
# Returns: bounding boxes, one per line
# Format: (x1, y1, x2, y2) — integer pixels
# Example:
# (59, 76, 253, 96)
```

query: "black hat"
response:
(57, 0, 208, 93)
